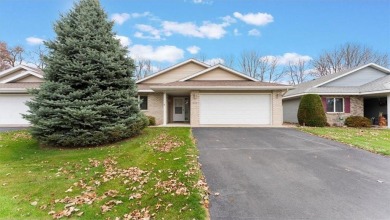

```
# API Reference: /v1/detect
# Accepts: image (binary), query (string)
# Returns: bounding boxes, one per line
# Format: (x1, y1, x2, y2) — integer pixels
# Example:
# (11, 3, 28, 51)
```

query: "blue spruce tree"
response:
(25, 0, 148, 147)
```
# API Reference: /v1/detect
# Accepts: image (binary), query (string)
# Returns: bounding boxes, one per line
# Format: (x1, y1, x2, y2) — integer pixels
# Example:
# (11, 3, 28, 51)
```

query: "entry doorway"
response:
(172, 97, 190, 122)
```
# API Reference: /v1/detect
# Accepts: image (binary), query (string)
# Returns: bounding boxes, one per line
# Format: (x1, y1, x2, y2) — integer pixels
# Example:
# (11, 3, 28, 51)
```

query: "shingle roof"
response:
(284, 63, 390, 98)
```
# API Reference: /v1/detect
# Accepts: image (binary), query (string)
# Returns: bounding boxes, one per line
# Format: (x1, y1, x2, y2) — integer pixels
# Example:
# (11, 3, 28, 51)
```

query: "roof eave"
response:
(150, 85, 291, 91)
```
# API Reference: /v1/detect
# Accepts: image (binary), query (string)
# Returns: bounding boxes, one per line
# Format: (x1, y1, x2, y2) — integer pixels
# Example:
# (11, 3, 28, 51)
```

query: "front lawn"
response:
(299, 127, 390, 155)
(0, 128, 207, 219)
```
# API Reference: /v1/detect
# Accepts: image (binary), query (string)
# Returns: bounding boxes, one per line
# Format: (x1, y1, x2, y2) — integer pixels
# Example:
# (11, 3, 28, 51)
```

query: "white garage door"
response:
(0, 94, 32, 126)
(199, 94, 271, 125)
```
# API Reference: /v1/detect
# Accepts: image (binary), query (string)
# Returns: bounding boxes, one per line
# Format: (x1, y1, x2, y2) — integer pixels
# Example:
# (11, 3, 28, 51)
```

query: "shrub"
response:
(297, 94, 327, 127)
(345, 116, 372, 127)
(147, 116, 156, 126)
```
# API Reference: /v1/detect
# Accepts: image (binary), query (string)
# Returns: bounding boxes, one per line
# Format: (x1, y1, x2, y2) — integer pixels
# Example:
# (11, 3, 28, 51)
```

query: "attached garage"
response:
(199, 93, 271, 125)
(0, 94, 32, 126)
(0, 65, 44, 127)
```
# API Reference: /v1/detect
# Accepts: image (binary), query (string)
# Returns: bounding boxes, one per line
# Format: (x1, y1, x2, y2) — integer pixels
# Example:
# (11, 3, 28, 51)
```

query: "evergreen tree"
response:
(24, 0, 148, 147)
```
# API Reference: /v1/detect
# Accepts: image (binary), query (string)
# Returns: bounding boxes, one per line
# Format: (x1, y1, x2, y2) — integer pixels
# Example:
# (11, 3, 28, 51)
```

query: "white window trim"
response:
(138, 95, 148, 111)
(326, 97, 344, 113)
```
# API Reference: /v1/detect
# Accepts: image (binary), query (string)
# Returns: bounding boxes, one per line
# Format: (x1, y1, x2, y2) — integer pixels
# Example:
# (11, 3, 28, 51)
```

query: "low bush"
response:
(147, 116, 156, 126)
(345, 116, 372, 127)
(297, 94, 327, 127)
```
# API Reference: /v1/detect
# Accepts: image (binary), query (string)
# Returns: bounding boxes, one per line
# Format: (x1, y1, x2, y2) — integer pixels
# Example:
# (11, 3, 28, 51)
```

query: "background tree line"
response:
(1, 41, 388, 85)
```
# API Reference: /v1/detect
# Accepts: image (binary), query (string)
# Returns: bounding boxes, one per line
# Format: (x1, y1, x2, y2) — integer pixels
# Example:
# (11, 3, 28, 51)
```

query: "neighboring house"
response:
(137, 59, 290, 126)
(0, 59, 291, 127)
(283, 63, 390, 128)
(0, 65, 44, 127)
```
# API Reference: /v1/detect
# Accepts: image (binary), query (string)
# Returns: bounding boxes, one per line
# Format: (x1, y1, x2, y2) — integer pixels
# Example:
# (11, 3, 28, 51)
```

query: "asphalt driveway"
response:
(193, 128, 390, 220)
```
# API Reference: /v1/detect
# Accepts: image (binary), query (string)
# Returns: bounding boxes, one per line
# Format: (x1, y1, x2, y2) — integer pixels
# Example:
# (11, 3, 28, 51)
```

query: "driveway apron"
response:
(193, 128, 390, 220)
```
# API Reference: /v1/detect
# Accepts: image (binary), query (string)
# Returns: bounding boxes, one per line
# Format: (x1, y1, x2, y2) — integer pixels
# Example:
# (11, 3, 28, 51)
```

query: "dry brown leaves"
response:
(101, 200, 123, 213)
(155, 179, 189, 196)
(147, 133, 184, 152)
(48, 158, 149, 219)
(12, 132, 32, 140)
(123, 207, 151, 220)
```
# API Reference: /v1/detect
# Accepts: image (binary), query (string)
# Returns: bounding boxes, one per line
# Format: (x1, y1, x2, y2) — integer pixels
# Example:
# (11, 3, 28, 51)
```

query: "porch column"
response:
(163, 92, 167, 125)
(388, 94, 390, 128)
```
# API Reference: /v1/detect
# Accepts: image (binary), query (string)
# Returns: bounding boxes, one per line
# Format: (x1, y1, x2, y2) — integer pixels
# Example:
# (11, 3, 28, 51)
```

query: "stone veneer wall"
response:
(325, 96, 363, 125)
(139, 93, 164, 125)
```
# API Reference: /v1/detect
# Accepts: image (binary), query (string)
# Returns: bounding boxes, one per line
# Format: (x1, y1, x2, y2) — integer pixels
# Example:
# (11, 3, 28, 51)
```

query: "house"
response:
(0, 59, 291, 127)
(137, 59, 291, 126)
(283, 63, 390, 128)
(0, 65, 44, 126)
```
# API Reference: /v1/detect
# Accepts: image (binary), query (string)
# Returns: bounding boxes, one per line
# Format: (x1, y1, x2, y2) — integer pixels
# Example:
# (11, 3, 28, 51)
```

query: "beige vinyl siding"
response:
(190, 68, 249, 81)
(0, 70, 26, 82)
(142, 62, 207, 83)
(16, 75, 44, 83)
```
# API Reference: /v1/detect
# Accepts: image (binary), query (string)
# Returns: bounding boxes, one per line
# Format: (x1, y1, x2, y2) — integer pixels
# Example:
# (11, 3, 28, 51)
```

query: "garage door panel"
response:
(199, 94, 271, 125)
(0, 94, 32, 125)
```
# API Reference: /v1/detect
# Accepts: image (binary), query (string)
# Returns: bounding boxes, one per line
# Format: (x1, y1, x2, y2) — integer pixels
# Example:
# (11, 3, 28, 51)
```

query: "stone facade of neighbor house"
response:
(283, 63, 390, 128)
(324, 96, 364, 126)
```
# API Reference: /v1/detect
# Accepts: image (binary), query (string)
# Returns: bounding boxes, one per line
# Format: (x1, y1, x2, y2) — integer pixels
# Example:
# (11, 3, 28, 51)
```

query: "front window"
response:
(326, 97, 344, 113)
(139, 96, 148, 110)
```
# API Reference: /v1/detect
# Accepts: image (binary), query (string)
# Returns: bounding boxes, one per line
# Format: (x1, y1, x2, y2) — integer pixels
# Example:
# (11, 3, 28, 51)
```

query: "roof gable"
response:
(136, 59, 209, 84)
(180, 65, 257, 82)
(284, 63, 390, 98)
(0, 65, 43, 83)
(314, 63, 390, 88)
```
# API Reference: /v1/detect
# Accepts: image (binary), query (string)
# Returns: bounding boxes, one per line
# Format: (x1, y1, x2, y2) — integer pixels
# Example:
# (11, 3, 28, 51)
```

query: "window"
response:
(139, 96, 148, 110)
(326, 97, 344, 113)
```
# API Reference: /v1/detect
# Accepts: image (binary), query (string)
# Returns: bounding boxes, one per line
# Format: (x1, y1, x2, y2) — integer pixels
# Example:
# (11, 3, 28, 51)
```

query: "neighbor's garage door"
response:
(199, 94, 271, 125)
(0, 94, 32, 126)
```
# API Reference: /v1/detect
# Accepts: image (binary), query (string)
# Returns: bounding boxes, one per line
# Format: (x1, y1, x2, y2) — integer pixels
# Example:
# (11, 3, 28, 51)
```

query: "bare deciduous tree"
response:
(239, 50, 261, 79)
(134, 59, 158, 80)
(239, 51, 284, 82)
(220, 54, 235, 68)
(312, 43, 389, 76)
(259, 56, 284, 83)
(285, 59, 311, 85)
(29, 45, 47, 69)
(0, 41, 25, 69)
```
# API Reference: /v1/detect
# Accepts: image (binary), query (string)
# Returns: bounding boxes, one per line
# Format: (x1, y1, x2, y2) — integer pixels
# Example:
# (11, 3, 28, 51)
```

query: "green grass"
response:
(0, 128, 207, 219)
(299, 127, 390, 155)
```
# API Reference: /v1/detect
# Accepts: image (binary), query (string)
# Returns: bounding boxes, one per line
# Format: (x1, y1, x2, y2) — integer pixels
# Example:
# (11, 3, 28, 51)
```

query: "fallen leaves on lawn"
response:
(155, 179, 188, 196)
(123, 207, 151, 220)
(101, 200, 123, 213)
(147, 133, 184, 152)
(12, 132, 32, 140)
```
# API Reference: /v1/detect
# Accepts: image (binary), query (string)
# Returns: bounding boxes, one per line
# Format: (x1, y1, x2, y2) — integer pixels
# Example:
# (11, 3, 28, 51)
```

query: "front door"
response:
(173, 97, 185, 121)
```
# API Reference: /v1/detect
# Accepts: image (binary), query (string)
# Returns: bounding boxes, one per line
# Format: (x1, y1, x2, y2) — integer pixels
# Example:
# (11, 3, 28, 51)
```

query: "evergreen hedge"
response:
(297, 94, 327, 127)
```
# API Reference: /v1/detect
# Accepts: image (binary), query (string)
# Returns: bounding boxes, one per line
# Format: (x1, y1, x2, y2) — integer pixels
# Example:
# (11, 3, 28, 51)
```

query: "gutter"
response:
(150, 85, 292, 91)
